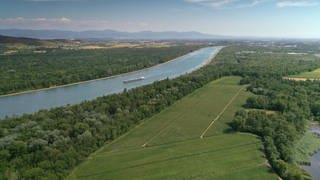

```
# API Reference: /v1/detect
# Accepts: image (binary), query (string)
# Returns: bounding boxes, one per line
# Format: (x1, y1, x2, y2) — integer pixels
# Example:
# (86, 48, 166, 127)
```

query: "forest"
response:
(0, 45, 201, 95)
(227, 46, 320, 179)
(1, 44, 320, 179)
(230, 79, 319, 179)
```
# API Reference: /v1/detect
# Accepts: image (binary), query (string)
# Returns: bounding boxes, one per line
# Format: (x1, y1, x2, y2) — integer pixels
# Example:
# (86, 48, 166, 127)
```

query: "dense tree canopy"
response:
(1, 44, 320, 179)
(228, 46, 320, 179)
(0, 45, 201, 95)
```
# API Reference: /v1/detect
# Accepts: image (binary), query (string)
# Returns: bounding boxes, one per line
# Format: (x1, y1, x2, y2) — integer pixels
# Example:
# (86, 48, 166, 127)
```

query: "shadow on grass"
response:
(223, 127, 236, 134)
(223, 122, 237, 134)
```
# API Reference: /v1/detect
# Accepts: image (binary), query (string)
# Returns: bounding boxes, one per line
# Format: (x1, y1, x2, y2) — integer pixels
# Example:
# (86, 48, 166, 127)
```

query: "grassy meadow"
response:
(289, 68, 320, 79)
(67, 76, 277, 180)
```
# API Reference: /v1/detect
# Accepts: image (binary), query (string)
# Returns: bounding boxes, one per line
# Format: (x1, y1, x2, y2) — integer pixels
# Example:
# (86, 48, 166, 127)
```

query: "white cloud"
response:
(0, 17, 153, 31)
(185, 0, 214, 2)
(237, 0, 265, 8)
(0, 17, 72, 25)
(186, 0, 235, 8)
(208, 0, 235, 8)
(185, 0, 266, 9)
(25, 0, 82, 2)
(276, 0, 319, 8)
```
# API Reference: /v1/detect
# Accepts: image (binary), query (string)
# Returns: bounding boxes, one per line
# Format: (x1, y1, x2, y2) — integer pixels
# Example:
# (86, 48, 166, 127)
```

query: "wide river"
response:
(0, 46, 223, 119)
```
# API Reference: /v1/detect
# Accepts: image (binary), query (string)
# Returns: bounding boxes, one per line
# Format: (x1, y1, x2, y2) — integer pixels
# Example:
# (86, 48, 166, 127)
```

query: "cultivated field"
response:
(67, 76, 276, 180)
(286, 68, 320, 80)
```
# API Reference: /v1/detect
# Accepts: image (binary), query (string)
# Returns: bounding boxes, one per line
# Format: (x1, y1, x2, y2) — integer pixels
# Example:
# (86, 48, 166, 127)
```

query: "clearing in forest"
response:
(67, 76, 276, 180)
(285, 68, 320, 81)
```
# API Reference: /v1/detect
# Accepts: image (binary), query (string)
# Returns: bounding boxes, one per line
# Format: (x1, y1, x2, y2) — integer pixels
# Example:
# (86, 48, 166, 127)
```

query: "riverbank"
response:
(0, 46, 222, 119)
(294, 122, 320, 164)
(0, 47, 220, 98)
(302, 152, 320, 180)
(294, 122, 320, 179)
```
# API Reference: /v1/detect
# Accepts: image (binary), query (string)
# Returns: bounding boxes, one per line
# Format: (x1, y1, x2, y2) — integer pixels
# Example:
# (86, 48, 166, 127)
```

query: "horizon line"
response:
(1, 28, 320, 40)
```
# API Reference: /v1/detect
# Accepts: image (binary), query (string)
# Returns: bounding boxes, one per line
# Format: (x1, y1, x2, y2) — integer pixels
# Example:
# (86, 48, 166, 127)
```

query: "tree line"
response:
(0, 45, 201, 95)
(229, 46, 320, 179)
(1, 45, 320, 179)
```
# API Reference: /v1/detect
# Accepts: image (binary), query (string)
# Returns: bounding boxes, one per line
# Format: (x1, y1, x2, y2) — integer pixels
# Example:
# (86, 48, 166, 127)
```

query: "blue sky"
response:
(0, 0, 320, 38)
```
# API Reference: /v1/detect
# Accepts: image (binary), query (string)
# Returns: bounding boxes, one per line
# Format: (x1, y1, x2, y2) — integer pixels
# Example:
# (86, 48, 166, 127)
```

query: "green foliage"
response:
(228, 46, 320, 179)
(0, 45, 201, 95)
(0, 35, 42, 45)
(293, 129, 320, 165)
(290, 68, 320, 79)
(218, 46, 320, 179)
(1, 44, 320, 179)
(0, 55, 226, 178)
(68, 77, 275, 180)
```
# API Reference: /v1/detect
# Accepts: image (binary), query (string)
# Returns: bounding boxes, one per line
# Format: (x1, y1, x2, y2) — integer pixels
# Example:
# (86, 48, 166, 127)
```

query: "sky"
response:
(0, 0, 320, 38)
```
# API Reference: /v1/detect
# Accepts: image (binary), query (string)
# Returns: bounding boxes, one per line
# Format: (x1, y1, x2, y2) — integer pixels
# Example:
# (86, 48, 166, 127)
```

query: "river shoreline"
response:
(0, 47, 211, 98)
(0, 46, 223, 119)
(300, 123, 320, 179)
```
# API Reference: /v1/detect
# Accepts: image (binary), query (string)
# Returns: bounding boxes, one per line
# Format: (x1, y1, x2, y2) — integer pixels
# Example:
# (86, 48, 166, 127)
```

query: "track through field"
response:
(67, 77, 276, 180)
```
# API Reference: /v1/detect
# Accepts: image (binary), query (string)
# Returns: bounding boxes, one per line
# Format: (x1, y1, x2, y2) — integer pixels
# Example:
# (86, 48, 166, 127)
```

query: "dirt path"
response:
(200, 86, 246, 139)
(140, 94, 207, 147)
(283, 77, 320, 81)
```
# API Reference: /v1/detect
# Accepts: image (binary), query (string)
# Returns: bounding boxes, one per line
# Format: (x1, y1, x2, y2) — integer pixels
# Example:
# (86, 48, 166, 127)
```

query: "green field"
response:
(67, 76, 277, 180)
(290, 68, 320, 79)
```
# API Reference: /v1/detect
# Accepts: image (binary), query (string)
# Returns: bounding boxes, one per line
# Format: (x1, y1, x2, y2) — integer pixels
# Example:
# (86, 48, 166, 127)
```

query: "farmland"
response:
(287, 68, 320, 80)
(3, 45, 320, 179)
(67, 76, 276, 180)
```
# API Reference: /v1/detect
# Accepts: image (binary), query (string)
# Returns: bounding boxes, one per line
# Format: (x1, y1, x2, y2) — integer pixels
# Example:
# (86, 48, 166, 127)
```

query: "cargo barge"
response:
(123, 76, 145, 83)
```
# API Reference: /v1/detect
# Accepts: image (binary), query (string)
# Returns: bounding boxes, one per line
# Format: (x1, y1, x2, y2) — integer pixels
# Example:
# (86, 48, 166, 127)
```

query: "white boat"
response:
(123, 76, 146, 83)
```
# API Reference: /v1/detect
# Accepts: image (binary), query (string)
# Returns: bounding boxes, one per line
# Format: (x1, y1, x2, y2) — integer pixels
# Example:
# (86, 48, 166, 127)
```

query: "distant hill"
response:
(0, 35, 43, 45)
(0, 29, 231, 40)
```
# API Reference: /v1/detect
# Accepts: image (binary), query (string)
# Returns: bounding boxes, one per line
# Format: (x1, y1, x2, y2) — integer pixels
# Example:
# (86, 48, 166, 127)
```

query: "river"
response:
(302, 125, 320, 179)
(0, 46, 223, 119)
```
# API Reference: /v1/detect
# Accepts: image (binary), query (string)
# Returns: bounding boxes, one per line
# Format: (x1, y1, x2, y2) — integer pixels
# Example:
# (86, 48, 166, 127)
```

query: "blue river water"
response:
(303, 151, 320, 180)
(0, 46, 222, 119)
(302, 126, 320, 180)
